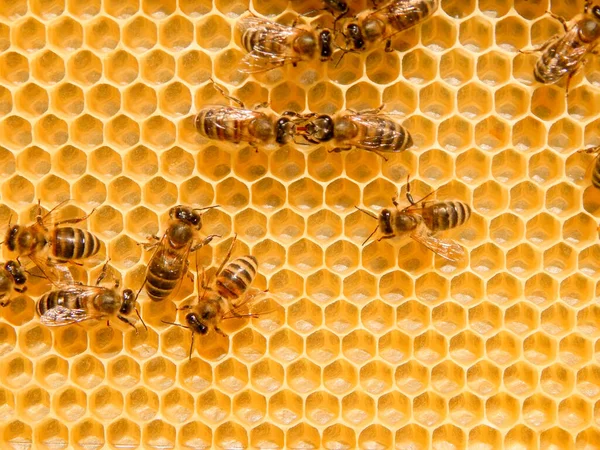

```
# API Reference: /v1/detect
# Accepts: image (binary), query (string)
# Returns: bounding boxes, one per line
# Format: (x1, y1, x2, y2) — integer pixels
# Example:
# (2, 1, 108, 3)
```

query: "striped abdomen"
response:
(534, 29, 586, 84)
(421, 201, 471, 233)
(216, 256, 258, 301)
(51, 227, 101, 261)
(145, 248, 187, 302)
(195, 107, 268, 144)
(36, 290, 84, 317)
(593, 156, 600, 189)
(241, 27, 286, 56)
(387, 0, 439, 32)
(346, 115, 413, 153)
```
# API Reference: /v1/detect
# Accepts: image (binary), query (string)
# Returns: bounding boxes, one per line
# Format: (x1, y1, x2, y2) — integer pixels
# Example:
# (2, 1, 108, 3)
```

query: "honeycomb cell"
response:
(532, 85, 565, 120)
(0, 52, 29, 85)
(141, 49, 175, 84)
(197, 14, 231, 51)
(550, 118, 582, 154)
(568, 85, 600, 120)
(105, 50, 138, 86)
(68, 50, 101, 86)
(438, 115, 472, 152)
(107, 418, 140, 450)
(477, 50, 510, 85)
(440, 48, 473, 85)
(123, 16, 156, 53)
(232, 147, 268, 182)
(525, 272, 558, 307)
(457, 82, 492, 120)
(402, 49, 437, 85)
(459, 15, 492, 51)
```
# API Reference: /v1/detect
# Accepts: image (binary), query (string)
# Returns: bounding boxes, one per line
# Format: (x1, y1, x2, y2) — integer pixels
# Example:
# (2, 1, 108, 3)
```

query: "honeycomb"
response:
(0, 0, 600, 448)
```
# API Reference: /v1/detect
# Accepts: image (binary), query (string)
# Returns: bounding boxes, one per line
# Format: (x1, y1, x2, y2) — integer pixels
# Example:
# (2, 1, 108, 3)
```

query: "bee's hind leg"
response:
(545, 10, 569, 32)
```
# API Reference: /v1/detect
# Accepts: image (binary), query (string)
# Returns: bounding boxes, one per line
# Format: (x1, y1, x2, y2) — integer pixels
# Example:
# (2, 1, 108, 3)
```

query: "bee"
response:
(37, 262, 146, 332)
(278, 107, 413, 160)
(526, 2, 600, 92)
(195, 79, 275, 148)
(345, 0, 439, 51)
(4, 200, 100, 282)
(237, 15, 333, 73)
(579, 145, 600, 189)
(324, 0, 349, 15)
(137, 205, 219, 303)
(356, 178, 471, 261)
(0, 260, 27, 307)
(164, 235, 267, 360)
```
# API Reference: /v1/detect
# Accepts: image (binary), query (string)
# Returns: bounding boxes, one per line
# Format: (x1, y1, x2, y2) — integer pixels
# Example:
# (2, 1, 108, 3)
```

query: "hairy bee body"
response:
(379, 201, 471, 236)
(145, 246, 190, 302)
(347, 0, 439, 50)
(195, 106, 274, 146)
(0, 261, 27, 306)
(237, 16, 333, 73)
(534, 6, 600, 86)
(37, 284, 137, 327)
(215, 255, 259, 301)
(50, 227, 101, 261)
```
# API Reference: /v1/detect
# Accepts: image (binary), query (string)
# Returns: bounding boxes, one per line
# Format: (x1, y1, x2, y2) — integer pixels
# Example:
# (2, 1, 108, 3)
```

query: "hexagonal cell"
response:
(123, 16, 157, 53)
(197, 14, 231, 51)
(269, 390, 302, 426)
(459, 14, 492, 52)
(546, 181, 579, 217)
(15, 82, 48, 118)
(34, 113, 68, 147)
(321, 424, 355, 450)
(510, 181, 544, 217)
(549, 117, 582, 154)
(141, 49, 175, 85)
(14, 17, 45, 54)
(70, 114, 103, 148)
(0, 52, 29, 85)
(456, 82, 492, 119)
(496, 15, 529, 51)
(525, 212, 560, 249)
(439, 48, 473, 86)
(568, 85, 600, 120)
(522, 394, 558, 430)
(477, 50, 510, 86)
(402, 48, 437, 85)
(532, 84, 566, 121)
(438, 115, 472, 152)
(52, 82, 84, 117)
(467, 360, 501, 396)
(432, 425, 465, 450)
(449, 392, 483, 427)
(67, 50, 101, 86)
(105, 50, 139, 86)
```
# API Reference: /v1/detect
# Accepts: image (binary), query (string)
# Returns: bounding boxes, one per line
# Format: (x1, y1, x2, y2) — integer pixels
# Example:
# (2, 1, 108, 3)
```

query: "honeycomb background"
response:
(0, 0, 600, 448)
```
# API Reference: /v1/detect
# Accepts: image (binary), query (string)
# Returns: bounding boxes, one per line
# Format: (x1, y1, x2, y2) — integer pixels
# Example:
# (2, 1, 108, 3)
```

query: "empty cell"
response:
(489, 213, 524, 248)
(529, 149, 561, 187)
(195, 389, 230, 424)
(0, 0, 27, 19)
(396, 424, 429, 450)
(197, 145, 231, 182)
(52, 82, 84, 117)
(546, 182, 579, 217)
(342, 330, 376, 364)
(543, 243, 576, 277)
(322, 424, 356, 450)
(432, 424, 465, 450)
(72, 174, 107, 206)
(141, 50, 175, 84)
(568, 85, 600, 120)
(469, 301, 502, 336)
(71, 114, 103, 148)
(477, 51, 510, 86)
(402, 48, 437, 84)
(496, 16, 528, 51)
(430, 360, 464, 396)
(403, 114, 436, 150)
(67, 0, 100, 18)
(178, 50, 211, 86)
(486, 330, 520, 365)
(561, 274, 594, 311)
(324, 300, 357, 334)
(449, 392, 483, 427)
(341, 391, 375, 426)
(0, 52, 29, 85)
(142, 0, 175, 17)
(449, 330, 483, 365)
(438, 115, 472, 152)
(269, 390, 302, 425)
(286, 424, 320, 450)
(105, 50, 138, 86)
(515, 0, 548, 19)
(35, 354, 68, 389)
(54, 386, 87, 422)
(413, 330, 447, 365)
(15, 82, 48, 117)
(306, 148, 342, 183)
(104, 0, 138, 18)
(560, 334, 592, 368)
(420, 82, 454, 119)
(467, 360, 501, 396)
(87, 84, 121, 118)
(526, 212, 560, 248)
(123, 16, 157, 53)
(475, 116, 510, 152)
(141, 116, 175, 148)
(469, 243, 504, 277)
(504, 361, 538, 396)
(510, 181, 544, 216)
(421, 15, 456, 51)
(38, 174, 71, 205)
(440, 48, 474, 86)
(523, 395, 558, 429)
(327, 51, 363, 85)
(89, 146, 122, 180)
(288, 178, 323, 212)
(473, 181, 508, 216)
(143, 420, 176, 450)
(576, 428, 600, 450)
(161, 388, 195, 424)
(505, 302, 538, 336)
(457, 83, 492, 119)
(513, 52, 537, 85)
(549, 117, 582, 153)
(14, 17, 45, 53)
(0, 116, 30, 151)
(523, 331, 557, 365)
(90, 386, 124, 420)
(286, 358, 320, 394)
(158, 15, 193, 51)
(469, 425, 502, 449)
(197, 15, 231, 53)
(18, 386, 50, 422)
(524, 272, 557, 307)
(365, 49, 400, 84)
(345, 82, 382, 112)
(86, 17, 119, 52)
(232, 147, 268, 182)
(90, 325, 125, 358)
(270, 82, 306, 114)
(106, 115, 140, 149)
(455, 148, 488, 185)
(17, 146, 51, 180)
(35, 113, 68, 147)
(579, 244, 600, 277)
(307, 81, 343, 114)
(323, 359, 357, 394)
(233, 208, 266, 242)
(107, 355, 141, 389)
(376, 391, 410, 428)
(459, 15, 492, 52)
(532, 85, 566, 120)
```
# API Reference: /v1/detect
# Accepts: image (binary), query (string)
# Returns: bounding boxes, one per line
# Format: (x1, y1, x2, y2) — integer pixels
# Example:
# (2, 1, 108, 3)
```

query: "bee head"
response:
(186, 313, 209, 335)
(294, 31, 317, 57)
(120, 289, 135, 315)
(5, 260, 26, 285)
(379, 209, 394, 235)
(307, 115, 335, 142)
(275, 117, 293, 144)
(171, 205, 202, 227)
(319, 30, 333, 60)
(346, 23, 364, 50)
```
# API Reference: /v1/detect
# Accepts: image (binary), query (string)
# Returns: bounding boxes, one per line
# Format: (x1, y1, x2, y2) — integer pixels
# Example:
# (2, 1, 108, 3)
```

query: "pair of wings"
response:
(237, 16, 307, 73)
(343, 113, 410, 152)
(410, 222, 465, 262)
(199, 106, 266, 133)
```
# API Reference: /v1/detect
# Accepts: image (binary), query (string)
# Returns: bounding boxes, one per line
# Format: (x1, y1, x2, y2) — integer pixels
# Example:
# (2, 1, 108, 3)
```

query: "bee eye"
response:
(594, 6, 600, 18)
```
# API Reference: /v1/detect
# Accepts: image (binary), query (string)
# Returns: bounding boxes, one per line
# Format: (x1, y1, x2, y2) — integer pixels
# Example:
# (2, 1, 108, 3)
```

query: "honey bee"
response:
(356, 178, 471, 261)
(277, 107, 413, 160)
(37, 262, 146, 332)
(579, 145, 600, 189)
(195, 79, 275, 148)
(164, 235, 267, 360)
(237, 15, 333, 73)
(345, 0, 439, 51)
(527, 2, 600, 92)
(0, 260, 27, 307)
(137, 205, 219, 303)
(4, 200, 100, 282)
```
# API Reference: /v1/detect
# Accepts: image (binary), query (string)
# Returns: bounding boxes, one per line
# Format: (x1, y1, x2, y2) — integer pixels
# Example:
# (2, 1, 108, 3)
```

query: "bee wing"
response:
(29, 255, 74, 287)
(221, 288, 270, 321)
(146, 238, 192, 301)
(346, 114, 410, 151)
(237, 17, 303, 73)
(410, 224, 466, 262)
(40, 305, 98, 326)
(205, 107, 265, 132)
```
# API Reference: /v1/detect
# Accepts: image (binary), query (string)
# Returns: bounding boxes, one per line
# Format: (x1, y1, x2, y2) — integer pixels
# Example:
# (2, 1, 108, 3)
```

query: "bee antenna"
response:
(161, 320, 190, 330)
(135, 308, 148, 332)
(193, 205, 220, 212)
(362, 224, 379, 246)
(189, 333, 195, 361)
(354, 206, 378, 220)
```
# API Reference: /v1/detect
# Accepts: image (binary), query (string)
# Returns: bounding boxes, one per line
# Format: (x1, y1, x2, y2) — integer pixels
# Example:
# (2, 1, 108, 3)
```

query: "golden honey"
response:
(0, 0, 599, 448)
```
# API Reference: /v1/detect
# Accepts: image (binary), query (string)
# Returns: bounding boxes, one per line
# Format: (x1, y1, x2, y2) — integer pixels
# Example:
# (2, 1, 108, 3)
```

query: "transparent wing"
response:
(29, 255, 74, 286)
(237, 16, 303, 73)
(221, 288, 271, 321)
(410, 224, 466, 262)
(39, 305, 96, 326)
(347, 114, 410, 151)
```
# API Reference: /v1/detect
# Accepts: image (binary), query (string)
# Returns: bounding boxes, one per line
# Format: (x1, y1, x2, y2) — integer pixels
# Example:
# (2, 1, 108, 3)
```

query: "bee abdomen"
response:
(52, 228, 101, 261)
(592, 158, 600, 189)
(388, 0, 438, 32)
(145, 258, 184, 301)
(426, 201, 471, 232)
(36, 291, 82, 316)
(196, 108, 244, 143)
(216, 256, 258, 300)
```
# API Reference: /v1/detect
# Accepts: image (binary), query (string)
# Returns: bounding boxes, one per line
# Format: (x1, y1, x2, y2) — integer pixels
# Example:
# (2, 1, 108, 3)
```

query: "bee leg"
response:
(214, 327, 228, 338)
(384, 39, 393, 52)
(545, 10, 569, 32)
(370, 150, 389, 161)
(140, 235, 161, 251)
(214, 234, 238, 278)
(118, 315, 138, 334)
(178, 305, 192, 311)
(578, 145, 600, 154)
(14, 287, 27, 293)
(190, 234, 221, 252)
(209, 77, 245, 109)
(0, 300, 10, 307)
(377, 234, 394, 241)
(95, 260, 111, 285)
(53, 208, 96, 226)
